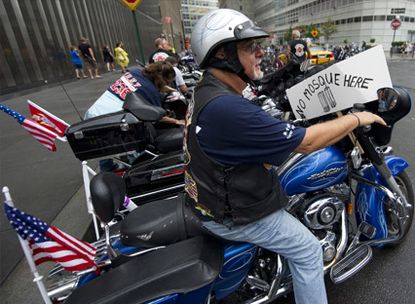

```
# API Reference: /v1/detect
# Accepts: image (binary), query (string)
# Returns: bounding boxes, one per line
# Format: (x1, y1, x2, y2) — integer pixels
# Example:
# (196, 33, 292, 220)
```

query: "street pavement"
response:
(0, 71, 121, 303)
(0, 55, 414, 304)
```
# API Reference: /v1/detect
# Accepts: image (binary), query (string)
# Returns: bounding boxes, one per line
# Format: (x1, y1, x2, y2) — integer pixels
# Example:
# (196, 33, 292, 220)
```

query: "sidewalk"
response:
(385, 51, 415, 61)
(0, 71, 122, 302)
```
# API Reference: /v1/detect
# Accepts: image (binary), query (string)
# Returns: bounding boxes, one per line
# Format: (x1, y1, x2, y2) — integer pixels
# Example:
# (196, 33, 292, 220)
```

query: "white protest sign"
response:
(286, 45, 392, 119)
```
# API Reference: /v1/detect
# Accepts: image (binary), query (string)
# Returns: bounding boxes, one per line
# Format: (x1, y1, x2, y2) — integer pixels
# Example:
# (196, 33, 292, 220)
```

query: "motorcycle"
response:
(46, 86, 413, 303)
(65, 92, 186, 203)
(67, 55, 320, 204)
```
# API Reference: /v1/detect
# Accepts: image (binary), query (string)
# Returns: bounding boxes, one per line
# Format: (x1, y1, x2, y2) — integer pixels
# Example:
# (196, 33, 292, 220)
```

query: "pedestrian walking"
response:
(114, 42, 129, 73)
(69, 46, 87, 79)
(78, 37, 101, 79)
(102, 45, 115, 72)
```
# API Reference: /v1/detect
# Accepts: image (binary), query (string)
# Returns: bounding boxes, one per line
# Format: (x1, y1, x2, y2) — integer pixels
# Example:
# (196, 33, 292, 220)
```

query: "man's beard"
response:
(253, 62, 264, 80)
(253, 70, 264, 80)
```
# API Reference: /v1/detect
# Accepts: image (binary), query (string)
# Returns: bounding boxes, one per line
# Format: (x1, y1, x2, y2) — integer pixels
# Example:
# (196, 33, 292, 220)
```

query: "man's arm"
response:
(295, 112, 386, 154)
(160, 116, 185, 125)
(175, 69, 188, 94)
(88, 47, 96, 61)
(305, 44, 311, 59)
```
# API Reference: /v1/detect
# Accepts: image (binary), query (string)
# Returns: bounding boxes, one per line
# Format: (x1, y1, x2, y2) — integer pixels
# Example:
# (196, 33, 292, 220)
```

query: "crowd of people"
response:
(69, 37, 130, 80)
(82, 35, 188, 171)
(401, 41, 415, 58)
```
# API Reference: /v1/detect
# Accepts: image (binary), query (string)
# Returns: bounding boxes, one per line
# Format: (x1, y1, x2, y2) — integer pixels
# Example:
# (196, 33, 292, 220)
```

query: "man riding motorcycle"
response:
(184, 9, 386, 304)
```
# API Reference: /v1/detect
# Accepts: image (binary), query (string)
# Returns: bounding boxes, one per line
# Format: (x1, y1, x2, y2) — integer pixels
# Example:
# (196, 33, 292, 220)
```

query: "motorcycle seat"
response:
(120, 194, 206, 248)
(123, 92, 166, 122)
(65, 236, 223, 304)
(154, 127, 183, 153)
(90, 172, 126, 224)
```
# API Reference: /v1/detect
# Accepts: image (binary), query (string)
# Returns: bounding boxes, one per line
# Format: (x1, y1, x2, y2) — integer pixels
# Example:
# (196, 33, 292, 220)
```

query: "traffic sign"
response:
(121, 0, 142, 11)
(391, 8, 405, 14)
(390, 18, 401, 30)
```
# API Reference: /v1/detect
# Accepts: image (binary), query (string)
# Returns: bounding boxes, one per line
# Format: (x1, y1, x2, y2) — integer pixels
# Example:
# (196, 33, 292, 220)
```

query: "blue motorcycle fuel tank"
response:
(279, 146, 348, 195)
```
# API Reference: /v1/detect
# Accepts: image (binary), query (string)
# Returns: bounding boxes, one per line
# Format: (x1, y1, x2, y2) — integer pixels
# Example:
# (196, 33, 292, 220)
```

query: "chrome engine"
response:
(301, 194, 346, 263)
(303, 196, 344, 229)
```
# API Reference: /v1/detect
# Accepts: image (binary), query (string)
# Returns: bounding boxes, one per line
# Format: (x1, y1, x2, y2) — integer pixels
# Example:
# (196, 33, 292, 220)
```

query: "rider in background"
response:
(185, 9, 386, 304)
(85, 61, 183, 171)
(164, 56, 188, 95)
(148, 37, 176, 63)
(288, 29, 311, 63)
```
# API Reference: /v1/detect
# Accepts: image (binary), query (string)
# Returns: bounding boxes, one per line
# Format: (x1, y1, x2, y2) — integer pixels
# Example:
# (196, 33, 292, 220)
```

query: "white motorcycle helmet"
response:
(191, 9, 269, 80)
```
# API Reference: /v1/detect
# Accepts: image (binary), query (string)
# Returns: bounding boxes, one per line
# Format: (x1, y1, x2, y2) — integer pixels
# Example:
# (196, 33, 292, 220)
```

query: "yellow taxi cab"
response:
(308, 46, 334, 65)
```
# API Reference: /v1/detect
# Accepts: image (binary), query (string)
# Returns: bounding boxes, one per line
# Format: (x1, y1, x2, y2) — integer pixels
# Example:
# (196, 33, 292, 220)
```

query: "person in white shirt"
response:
(164, 56, 188, 94)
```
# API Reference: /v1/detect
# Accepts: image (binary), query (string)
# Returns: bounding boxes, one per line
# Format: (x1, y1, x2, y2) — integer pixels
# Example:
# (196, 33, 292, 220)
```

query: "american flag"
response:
(27, 100, 70, 137)
(0, 103, 57, 151)
(4, 202, 97, 272)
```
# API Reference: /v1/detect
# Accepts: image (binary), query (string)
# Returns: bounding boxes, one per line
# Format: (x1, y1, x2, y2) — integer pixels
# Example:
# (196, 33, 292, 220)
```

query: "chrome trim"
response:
(276, 153, 304, 176)
(47, 280, 78, 298)
(143, 149, 159, 160)
(350, 173, 397, 201)
(130, 183, 184, 200)
(324, 209, 348, 271)
(246, 255, 290, 304)
(104, 225, 118, 259)
(331, 245, 373, 284)
(123, 246, 165, 257)
(350, 173, 408, 244)
(303, 197, 343, 229)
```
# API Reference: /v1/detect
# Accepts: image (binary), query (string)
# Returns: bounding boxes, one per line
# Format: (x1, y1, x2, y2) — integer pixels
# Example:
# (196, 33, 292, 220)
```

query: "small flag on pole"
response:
(0, 103, 57, 151)
(27, 100, 70, 137)
(4, 201, 97, 272)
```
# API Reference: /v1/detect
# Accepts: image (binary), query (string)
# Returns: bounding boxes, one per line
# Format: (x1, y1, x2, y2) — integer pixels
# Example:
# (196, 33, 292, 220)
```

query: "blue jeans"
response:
(203, 209, 327, 304)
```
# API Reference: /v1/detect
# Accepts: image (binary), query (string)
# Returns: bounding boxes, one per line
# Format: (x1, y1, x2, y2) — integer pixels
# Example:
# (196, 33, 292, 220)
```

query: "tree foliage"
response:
(284, 26, 293, 43)
(321, 18, 337, 42)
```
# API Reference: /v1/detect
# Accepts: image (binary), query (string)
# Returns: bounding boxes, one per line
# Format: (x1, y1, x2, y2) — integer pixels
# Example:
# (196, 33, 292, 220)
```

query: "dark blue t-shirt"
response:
(108, 68, 162, 107)
(197, 95, 306, 167)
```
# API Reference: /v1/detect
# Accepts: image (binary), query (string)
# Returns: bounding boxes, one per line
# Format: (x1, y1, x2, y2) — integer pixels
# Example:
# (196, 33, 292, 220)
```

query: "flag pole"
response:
(2, 186, 52, 304)
(81, 162, 100, 240)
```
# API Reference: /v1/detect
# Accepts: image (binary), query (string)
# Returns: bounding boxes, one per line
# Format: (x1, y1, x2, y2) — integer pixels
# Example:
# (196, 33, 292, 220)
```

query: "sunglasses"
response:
(239, 39, 264, 54)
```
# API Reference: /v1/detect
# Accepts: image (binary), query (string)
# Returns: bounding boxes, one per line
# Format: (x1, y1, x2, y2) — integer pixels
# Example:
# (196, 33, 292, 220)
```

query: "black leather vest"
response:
(184, 71, 287, 225)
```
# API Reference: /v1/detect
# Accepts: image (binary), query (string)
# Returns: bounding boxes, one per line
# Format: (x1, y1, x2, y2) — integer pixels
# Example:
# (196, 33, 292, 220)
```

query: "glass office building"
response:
(254, 0, 415, 48)
(0, 0, 163, 94)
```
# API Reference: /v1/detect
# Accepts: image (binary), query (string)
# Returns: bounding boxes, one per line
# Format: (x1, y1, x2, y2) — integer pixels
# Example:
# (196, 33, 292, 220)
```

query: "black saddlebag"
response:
(120, 194, 205, 248)
(66, 111, 147, 160)
(65, 236, 224, 304)
(123, 152, 184, 201)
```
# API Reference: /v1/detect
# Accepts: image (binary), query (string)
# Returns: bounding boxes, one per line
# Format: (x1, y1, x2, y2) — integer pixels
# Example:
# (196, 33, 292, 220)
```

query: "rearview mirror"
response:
(377, 88, 398, 112)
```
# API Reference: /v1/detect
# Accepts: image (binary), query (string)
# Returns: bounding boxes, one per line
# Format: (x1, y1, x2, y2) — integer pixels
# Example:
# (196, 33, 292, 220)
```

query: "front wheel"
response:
(385, 170, 414, 246)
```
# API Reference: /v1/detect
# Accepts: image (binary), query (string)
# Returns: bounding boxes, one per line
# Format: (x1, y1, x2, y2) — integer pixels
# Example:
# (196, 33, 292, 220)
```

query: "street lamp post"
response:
(119, 0, 145, 64)
(132, 10, 146, 64)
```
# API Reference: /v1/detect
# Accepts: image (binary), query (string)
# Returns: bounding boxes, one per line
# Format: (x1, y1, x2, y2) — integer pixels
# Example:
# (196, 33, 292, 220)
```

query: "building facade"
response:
(254, 0, 415, 49)
(218, 0, 255, 19)
(160, 0, 185, 53)
(0, 0, 163, 94)
(181, 0, 219, 38)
